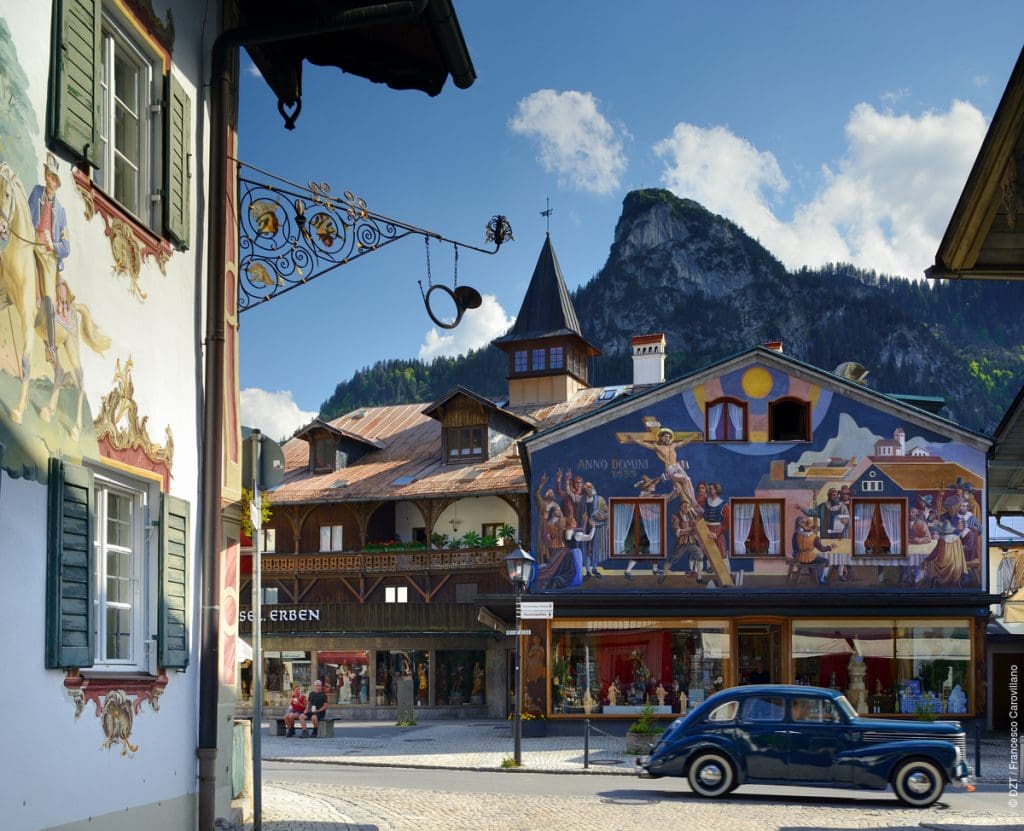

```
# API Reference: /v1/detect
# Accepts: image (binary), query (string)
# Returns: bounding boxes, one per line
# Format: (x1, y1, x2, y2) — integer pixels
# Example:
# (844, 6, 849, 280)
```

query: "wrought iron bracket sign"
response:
(237, 161, 512, 317)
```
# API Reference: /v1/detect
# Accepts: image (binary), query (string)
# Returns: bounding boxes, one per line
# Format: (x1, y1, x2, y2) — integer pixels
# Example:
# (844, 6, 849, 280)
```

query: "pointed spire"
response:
(494, 234, 596, 349)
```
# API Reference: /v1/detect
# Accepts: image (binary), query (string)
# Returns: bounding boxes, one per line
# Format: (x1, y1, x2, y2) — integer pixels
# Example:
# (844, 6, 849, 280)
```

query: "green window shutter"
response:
(159, 493, 190, 669)
(163, 72, 191, 249)
(45, 458, 95, 669)
(48, 0, 101, 167)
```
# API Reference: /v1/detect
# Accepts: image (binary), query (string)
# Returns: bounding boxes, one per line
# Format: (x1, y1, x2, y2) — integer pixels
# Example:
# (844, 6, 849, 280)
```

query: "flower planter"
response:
(625, 732, 660, 754)
(520, 719, 547, 738)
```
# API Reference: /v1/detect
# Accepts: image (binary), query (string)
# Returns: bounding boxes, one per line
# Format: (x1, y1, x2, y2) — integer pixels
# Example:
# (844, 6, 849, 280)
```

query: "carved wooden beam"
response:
(352, 501, 383, 549)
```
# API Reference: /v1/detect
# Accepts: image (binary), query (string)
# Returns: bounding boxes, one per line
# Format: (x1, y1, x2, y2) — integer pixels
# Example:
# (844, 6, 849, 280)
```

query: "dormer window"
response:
(312, 437, 336, 473)
(769, 398, 811, 442)
(445, 426, 485, 463)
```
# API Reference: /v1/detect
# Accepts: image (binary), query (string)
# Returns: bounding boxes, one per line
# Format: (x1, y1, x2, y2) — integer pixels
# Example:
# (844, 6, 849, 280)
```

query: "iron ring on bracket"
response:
(424, 283, 482, 329)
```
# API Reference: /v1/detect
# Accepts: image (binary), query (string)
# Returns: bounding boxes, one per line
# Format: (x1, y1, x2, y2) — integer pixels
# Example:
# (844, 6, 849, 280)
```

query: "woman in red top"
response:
(282, 684, 306, 737)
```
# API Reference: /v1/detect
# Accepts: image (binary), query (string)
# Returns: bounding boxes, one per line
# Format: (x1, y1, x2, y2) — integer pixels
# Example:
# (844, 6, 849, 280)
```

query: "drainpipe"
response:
(199, 3, 434, 828)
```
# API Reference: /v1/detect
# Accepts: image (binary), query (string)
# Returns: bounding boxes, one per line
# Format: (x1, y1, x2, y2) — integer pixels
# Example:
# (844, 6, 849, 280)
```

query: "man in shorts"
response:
(299, 679, 329, 737)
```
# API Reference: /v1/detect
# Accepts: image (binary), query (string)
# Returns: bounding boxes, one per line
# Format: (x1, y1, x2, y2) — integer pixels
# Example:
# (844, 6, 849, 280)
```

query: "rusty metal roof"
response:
(271, 388, 611, 504)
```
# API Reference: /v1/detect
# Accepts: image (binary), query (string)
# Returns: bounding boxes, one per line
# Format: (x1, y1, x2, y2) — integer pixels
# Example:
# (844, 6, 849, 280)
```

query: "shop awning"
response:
(792, 635, 854, 658)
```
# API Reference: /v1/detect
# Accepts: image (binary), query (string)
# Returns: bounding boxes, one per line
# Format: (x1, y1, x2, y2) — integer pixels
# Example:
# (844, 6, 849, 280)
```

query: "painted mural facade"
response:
(519, 352, 990, 723)
(527, 358, 988, 593)
(0, 3, 231, 829)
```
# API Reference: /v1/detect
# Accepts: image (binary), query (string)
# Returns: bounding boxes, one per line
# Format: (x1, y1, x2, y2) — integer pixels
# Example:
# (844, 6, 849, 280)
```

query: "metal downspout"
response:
(199, 3, 431, 828)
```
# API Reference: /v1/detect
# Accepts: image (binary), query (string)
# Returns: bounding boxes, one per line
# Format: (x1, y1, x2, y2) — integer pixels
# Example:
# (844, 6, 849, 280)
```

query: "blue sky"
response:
(237, 2, 1024, 440)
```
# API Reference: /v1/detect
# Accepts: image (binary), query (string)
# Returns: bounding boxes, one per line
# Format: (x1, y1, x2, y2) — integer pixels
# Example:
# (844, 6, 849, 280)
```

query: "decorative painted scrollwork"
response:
(236, 162, 512, 313)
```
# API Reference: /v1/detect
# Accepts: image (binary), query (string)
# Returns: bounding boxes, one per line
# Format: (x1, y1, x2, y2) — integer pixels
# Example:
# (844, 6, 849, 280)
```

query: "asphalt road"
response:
(260, 761, 1020, 830)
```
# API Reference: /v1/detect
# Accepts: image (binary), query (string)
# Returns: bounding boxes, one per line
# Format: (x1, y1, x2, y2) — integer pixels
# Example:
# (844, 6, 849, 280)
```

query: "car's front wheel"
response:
(893, 758, 945, 807)
(687, 751, 735, 798)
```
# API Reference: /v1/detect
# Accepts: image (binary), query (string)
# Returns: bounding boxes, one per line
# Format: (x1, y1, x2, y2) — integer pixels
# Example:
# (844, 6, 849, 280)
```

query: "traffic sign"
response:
(518, 601, 554, 619)
(505, 629, 532, 636)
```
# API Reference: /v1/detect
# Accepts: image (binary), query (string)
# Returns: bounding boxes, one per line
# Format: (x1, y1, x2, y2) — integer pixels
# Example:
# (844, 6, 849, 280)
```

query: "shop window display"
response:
(436, 649, 485, 705)
(791, 619, 971, 716)
(262, 651, 310, 703)
(317, 650, 369, 705)
(550, 621, 730, 716)
(375, 650, 429, 706)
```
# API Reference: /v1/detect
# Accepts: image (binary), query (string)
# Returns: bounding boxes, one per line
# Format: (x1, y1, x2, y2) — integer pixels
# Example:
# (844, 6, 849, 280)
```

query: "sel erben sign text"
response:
(240, 607, 321, 623)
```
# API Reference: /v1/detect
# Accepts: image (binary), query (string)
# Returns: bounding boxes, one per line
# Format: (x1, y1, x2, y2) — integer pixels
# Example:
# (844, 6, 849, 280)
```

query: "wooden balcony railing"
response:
(260, 546, 507, 576)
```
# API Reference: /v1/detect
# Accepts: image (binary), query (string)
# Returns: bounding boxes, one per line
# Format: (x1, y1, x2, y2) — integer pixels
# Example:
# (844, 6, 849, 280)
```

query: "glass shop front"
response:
(239, 646, 487, 709)
(532, 617, 976, 720)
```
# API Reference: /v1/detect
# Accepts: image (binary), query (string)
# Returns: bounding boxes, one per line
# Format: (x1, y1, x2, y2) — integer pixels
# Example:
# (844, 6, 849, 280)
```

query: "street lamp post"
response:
(504, 544, 537, 766)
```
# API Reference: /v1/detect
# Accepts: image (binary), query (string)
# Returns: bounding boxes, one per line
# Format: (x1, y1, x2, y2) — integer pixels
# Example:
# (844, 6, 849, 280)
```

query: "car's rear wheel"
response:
(687, 751, 735, 798)
(893, 759, 945, 808)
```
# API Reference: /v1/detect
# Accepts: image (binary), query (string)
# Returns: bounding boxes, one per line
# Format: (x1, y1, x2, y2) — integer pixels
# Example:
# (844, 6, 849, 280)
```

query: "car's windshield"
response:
(834, 695, 858, 720)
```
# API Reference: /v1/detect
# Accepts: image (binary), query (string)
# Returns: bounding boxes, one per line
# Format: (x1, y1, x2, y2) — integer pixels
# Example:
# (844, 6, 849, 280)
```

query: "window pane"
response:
(744, 695, 785, 721)
(532, 348, 546, 370)
(550, 347, 564, 369)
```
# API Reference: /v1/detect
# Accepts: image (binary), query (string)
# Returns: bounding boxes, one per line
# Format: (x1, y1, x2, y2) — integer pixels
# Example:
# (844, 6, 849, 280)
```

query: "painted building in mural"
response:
(517, 345, 992, 723)
(0, 1, 221, 829)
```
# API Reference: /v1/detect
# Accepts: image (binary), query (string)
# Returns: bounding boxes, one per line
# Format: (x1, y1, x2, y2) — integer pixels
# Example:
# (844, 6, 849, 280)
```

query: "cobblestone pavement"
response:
(245, 721, 1021, 830)
(259, 779, 1017, 831)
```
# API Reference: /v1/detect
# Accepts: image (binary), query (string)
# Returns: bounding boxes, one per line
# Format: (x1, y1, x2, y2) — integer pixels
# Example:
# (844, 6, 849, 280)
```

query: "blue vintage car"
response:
(639, 684, 972, 807)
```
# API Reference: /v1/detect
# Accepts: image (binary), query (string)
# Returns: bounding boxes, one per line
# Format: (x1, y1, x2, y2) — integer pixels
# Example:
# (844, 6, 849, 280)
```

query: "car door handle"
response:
(773, 729, 798, 734)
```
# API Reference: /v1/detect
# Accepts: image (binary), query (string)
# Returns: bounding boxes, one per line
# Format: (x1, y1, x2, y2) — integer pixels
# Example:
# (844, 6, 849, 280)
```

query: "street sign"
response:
(505, 629, 532, 636)
(518, 601, 554, 619)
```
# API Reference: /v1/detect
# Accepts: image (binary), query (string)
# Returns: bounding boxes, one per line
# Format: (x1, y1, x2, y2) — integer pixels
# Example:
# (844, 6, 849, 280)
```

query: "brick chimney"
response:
(631, 334, 667, 385)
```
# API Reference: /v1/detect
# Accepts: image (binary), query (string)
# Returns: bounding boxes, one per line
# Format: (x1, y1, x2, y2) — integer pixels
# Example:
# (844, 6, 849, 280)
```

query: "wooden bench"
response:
(274, 716, 334, 738)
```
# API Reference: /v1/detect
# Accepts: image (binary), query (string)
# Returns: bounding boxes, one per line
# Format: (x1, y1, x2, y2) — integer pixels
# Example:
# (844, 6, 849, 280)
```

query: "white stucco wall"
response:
(0, 3, 212, 828)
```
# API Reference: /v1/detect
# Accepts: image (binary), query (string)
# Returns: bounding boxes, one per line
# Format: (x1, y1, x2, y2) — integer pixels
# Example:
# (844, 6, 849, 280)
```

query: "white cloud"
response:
(240, 388, 317, 442)
(509, 89, 628, 195)
(654, 100, 987, 278)
(418, 294, 515, 362)
(247, 61, 262, 78)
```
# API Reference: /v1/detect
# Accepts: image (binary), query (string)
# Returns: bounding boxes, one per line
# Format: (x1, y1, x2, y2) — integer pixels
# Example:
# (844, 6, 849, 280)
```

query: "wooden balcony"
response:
(259, 546, 507, 576)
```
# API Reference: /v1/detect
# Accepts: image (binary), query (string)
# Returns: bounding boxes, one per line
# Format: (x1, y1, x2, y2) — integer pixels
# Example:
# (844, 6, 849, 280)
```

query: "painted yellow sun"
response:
(741, 366, 774, 399)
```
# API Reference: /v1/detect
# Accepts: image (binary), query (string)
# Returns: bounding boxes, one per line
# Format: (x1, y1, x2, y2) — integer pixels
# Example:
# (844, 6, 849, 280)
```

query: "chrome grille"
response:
(862, 730, 966, 759)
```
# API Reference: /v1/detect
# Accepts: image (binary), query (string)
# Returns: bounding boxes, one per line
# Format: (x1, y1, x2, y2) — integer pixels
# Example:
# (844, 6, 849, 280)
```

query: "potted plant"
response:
(496, 523, 517, 546)
(625, 704, 664, 753)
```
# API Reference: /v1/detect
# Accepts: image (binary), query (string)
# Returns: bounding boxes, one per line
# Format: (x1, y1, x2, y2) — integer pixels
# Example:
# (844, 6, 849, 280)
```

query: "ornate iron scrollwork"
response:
(236, 162, 512, 314)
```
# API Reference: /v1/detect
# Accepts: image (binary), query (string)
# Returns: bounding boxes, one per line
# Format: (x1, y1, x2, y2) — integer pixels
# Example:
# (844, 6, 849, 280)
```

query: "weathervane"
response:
(236, 160, 513, 321)
(541, 197, 554, 233)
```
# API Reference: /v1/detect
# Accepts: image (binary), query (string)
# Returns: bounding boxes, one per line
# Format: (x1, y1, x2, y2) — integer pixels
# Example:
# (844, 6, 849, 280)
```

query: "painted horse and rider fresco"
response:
(0, 154, 110, 443)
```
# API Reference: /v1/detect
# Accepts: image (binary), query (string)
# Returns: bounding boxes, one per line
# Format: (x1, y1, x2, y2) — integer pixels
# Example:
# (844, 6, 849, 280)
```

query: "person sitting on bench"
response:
(282, 684, 306, 737)
(299, 679, 328, 737)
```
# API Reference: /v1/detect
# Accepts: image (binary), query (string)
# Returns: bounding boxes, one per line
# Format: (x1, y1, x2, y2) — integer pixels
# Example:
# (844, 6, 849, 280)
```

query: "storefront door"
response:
(737, 623, 784, 685)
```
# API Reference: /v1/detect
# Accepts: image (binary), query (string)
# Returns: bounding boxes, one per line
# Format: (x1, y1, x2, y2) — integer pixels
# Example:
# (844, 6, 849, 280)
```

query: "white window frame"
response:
(384, 586, 408, 603)
(319, 525, 343, 552)
(96, 8, 161, 228)
(92, 470, 156, 671)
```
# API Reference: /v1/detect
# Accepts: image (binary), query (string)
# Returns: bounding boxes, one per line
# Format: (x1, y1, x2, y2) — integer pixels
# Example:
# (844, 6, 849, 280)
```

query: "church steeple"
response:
(493, 234, 601, 405)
